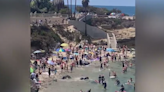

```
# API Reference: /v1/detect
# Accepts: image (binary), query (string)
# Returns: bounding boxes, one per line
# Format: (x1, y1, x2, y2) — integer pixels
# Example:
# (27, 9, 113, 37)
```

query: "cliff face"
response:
(113, 28, 135, 48)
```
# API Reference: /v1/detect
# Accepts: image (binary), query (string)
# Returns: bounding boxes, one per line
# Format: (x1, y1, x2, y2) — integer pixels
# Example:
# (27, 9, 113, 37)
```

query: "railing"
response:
(30, 13, 68, 17)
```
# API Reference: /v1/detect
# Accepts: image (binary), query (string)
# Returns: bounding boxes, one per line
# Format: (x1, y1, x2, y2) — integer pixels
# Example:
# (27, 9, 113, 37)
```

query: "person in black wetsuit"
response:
(122, 61, 125, 68)
(98, 75, 102, 84)
(48, 67, 51, 77)
(99, 56, 102, 62)
(120, 85, 125, 92)
(100, 63, 103, 69)
(79, 59, 83, 66)
(116, 79, 120, 86)
(101, 76, 105, 84)
(103, 81, 107, 89)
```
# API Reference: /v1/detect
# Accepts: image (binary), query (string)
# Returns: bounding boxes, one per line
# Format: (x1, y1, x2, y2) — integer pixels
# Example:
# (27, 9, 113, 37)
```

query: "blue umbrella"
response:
(56, 48, 65, 52)
(106, 48, 115, 52)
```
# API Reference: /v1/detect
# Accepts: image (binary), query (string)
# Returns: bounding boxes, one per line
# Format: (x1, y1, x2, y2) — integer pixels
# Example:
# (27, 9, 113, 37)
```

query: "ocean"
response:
(70, 5, 135, 16)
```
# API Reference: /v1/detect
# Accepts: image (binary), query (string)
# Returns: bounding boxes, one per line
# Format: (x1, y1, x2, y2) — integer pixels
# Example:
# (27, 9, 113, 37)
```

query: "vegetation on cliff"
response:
(85, 18, 135, 30)
(30, 0, 68, 13)
(76, 6, 127, 15)
(31, 25, 63, 52)
(52, 25, 91, 44)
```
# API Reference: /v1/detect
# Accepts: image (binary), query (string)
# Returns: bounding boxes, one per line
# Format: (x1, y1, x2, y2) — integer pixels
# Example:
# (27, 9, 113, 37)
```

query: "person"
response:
(112, 71, 117, 77)
(103, 81, 107, 89)
(35, 73, 39, 81)
(98, 75, 102, 84)
(101, 76, 105, 84)
(80, 90, 83, 92)
(129, 78, 133, 83)
(48, 67, 51, 77)
(118, 54, 121, 61)
(34, 60, 38, 69)
(122, 61, 125, 68)
(100, 63, 103, 69)
(120, 85, 125, 92)
(99, 56, 102, 62)
(79, 59, 83, 66)
(116, 79, 120, 86)
(70, 64, 73, 73)
(54, 68, 57, 75)
(33, 78, 41, 92)
(31, 72, 36, 80)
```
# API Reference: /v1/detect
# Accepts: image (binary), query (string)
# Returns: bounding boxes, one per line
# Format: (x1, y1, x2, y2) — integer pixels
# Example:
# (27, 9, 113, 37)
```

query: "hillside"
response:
(31, 25, 63, 52)
(85, 18, 135, 30)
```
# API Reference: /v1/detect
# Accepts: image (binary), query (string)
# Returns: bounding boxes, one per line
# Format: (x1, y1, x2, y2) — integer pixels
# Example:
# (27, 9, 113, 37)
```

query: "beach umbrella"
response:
(33, 50, 42, 54)
(106, 48, 115, 52)
(61, 43, 69, 47)
(30, 67, 34, 73)
(40, 50, 45, 53)
(56, 48, 65, 52)
(47, 60, 55, 65)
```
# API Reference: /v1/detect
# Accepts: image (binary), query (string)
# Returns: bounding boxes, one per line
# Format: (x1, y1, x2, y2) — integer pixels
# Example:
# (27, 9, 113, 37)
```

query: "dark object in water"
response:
(62, 75, 71, 79)
(80, 77, 89, 80)
(87, 89, 91, 92)
(84, 62, 90, 65)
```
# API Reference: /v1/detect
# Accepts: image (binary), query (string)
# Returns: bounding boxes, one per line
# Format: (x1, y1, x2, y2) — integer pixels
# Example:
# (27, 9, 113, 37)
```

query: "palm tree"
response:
(70, 0, 72, 18)
(74, 0, 77, 18)
(82, 0, 89, 36)
(67, 0, 69, 17)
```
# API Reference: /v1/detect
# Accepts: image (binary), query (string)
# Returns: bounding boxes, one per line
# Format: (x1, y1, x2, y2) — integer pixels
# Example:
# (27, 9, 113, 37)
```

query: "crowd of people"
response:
(30, 42, 135, 92)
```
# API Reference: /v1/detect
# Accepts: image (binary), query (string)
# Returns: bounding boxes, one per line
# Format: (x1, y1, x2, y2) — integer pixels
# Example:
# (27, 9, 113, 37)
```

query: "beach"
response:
(37, 50, 135, 92)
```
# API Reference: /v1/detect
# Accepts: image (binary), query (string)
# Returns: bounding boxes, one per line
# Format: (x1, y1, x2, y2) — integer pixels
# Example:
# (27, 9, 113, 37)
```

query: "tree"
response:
(74, 0, 77, 18)
(82, 0, 89, 36)
(67, 0, 70, 17)
(59, 8, 69, 14)
(70, 0, 72, 18)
